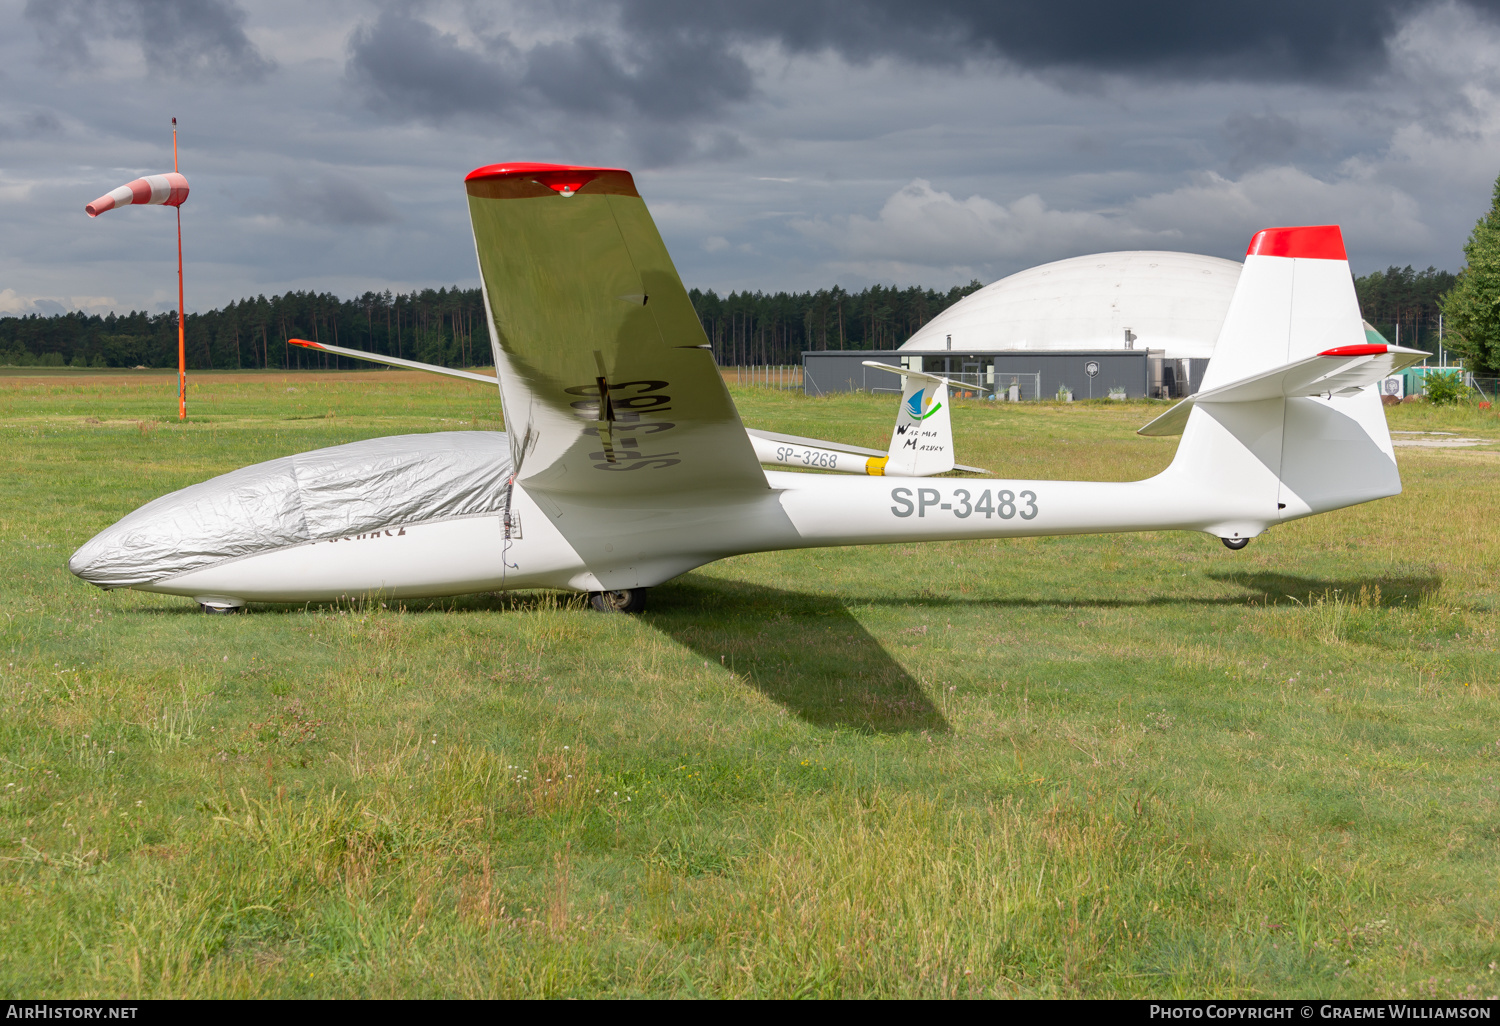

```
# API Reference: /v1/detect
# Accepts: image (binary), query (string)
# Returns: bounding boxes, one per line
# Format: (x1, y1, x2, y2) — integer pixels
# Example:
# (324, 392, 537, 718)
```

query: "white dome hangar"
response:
(802, 248, 1391, 399)
(901, 250, 1242, 359)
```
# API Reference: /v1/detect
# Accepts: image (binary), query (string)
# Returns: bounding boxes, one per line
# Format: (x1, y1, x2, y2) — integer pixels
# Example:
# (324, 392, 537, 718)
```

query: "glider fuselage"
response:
(133, 457, 1282, 608)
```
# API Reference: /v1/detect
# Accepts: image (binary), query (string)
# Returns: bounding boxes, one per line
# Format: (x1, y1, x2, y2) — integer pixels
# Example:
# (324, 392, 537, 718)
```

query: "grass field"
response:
(1, 369, 1497, 998)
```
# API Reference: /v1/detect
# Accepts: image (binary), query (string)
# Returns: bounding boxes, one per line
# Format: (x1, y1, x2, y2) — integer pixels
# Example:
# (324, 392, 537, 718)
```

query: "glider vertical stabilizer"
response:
(1151, 225, 1426, 539)
(862, 361, 957, 477)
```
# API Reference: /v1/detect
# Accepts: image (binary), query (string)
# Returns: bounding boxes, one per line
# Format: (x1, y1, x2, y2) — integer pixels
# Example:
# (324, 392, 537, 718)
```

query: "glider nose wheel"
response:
(589, 589, 648, 613)
(1221, 537, 1250, 551)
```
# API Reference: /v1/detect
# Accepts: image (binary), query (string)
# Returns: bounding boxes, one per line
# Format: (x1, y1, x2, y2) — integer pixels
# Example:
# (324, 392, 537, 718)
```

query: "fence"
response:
(722, 364, 803, 389)
(991, 372, 1043, 402)
(937, 365, 989, 397)
(1469, 376, 1499, 402)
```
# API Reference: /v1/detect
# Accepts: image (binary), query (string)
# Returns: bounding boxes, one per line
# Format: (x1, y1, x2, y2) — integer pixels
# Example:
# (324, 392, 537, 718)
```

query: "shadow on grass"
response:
(1206, 571, 1442, 608)
(648, 574, 950, 736)
(200, 591, 590, 617)
(221, 579, 948, 735)
(813, 571, 1444, 612)
(213, 568, 1442, 623)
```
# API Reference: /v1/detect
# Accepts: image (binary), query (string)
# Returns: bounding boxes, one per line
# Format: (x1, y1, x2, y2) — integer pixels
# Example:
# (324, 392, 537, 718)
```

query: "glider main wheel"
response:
(589, 588, 648, 614)
(1221, 537, 1250, 551)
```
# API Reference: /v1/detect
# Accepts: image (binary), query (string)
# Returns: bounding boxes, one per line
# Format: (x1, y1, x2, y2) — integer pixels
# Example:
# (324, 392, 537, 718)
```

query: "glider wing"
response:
(465, 163, 764, 500)
(287, 338, 501, 385)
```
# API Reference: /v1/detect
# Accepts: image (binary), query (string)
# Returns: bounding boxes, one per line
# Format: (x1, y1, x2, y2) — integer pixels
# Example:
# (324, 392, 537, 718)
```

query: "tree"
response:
(1441, 170, 1500, 374)
(685, 280, 984, 364)
(1423, 370, 1468, 406)
(1354, 264, 1454, 351)
(1, 278, 991, 370)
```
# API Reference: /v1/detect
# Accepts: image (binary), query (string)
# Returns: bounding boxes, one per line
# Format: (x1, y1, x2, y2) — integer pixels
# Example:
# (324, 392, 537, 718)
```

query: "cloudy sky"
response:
(4, 0, 1500, 316)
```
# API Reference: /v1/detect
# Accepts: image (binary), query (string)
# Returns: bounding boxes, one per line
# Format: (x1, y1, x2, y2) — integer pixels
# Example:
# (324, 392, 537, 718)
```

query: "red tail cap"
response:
(1246, 225, 1346, 260)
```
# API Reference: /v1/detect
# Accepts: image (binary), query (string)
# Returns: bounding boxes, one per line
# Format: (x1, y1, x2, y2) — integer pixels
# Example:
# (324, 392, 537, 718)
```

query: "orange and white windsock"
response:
(85, 173, 189, 217)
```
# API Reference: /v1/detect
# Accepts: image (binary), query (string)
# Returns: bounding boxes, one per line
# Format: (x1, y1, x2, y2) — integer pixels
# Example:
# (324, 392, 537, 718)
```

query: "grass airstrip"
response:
(0, 368, 1497, 998)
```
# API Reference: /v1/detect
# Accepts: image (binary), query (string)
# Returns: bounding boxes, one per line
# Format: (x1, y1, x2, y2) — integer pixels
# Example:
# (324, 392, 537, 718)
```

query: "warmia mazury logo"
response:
(904, 388, 942, 421)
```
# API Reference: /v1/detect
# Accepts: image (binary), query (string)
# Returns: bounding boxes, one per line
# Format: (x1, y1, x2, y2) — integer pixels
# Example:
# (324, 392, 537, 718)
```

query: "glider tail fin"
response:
(1161, 225, 1408, 539)
(862, 361, 956, 477)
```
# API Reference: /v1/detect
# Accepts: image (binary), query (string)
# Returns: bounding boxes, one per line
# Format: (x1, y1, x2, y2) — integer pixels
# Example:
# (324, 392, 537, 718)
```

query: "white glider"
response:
(70, 162, 1428, 613)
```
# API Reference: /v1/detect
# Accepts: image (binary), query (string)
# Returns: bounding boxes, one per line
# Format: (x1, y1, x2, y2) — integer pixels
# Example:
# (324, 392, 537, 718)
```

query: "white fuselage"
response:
(116, 381, 1402, 608)
(143, 461, 1265, 606)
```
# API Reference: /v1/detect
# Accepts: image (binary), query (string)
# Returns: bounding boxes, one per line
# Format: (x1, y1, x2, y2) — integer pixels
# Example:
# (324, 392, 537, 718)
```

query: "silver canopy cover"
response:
(69, 431, 513, 589)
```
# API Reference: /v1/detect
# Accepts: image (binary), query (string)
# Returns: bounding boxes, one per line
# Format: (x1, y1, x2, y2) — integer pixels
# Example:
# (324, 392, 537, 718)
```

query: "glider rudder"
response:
(1161, 224, 1404, 541)
(861, 361, 957, 477)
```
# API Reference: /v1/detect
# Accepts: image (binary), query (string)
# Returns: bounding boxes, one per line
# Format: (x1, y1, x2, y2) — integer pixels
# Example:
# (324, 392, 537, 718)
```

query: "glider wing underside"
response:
(465, 164, 766, 502)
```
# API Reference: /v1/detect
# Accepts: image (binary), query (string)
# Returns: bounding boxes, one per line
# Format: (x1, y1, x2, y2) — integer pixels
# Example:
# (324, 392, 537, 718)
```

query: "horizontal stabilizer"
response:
(287, 338, 501, 385)
(860, 361, 949, 388)
(1138, 343, 1428, 436)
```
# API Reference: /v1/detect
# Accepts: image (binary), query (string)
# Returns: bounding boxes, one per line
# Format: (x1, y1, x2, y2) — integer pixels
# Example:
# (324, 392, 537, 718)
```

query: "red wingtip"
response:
(288, 338, 323, 350)
(1246, 225, 1346, 260)
(464, 161, 628, 183)
(1318, 344, 1390, 357)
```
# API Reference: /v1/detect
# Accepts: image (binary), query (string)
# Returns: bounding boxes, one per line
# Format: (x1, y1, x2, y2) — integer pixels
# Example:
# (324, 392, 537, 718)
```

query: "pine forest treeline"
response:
(1353, 265, 1458, 353)
(0, 289, 487, 371)
(689, 282, 984, 365)
(0, 268, 1470, 369)
(0, 281, 986, 370)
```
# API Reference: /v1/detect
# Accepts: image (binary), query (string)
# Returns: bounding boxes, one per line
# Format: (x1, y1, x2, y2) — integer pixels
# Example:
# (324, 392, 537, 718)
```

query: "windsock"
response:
(85, 173, 189, 217)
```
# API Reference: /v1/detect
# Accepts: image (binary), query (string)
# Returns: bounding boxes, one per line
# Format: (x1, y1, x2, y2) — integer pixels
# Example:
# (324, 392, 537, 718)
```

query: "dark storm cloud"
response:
(5, 0, 1498, 309)
(24, 0, 273, 81)
(346, 8, 754, 125)
(345, 12, 515, 121)
(270, 172, 399, 227)
(619, 0, 1500, 84)
(344, 0, 1500, 151)
(1223, 112, 1302, 174)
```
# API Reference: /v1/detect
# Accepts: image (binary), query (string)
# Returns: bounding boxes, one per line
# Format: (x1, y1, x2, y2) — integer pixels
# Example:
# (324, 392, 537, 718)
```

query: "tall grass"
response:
(0, 372, 1496, 997)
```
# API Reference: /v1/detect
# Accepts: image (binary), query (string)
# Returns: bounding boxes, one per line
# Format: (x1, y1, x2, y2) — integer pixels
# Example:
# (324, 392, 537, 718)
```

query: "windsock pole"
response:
(173, 118, 186, 420)
(83, 144, 191, 421)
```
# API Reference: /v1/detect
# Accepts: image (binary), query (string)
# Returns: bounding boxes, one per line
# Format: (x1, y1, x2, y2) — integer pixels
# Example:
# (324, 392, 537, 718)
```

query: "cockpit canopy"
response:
(69, 432, 513, 589)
